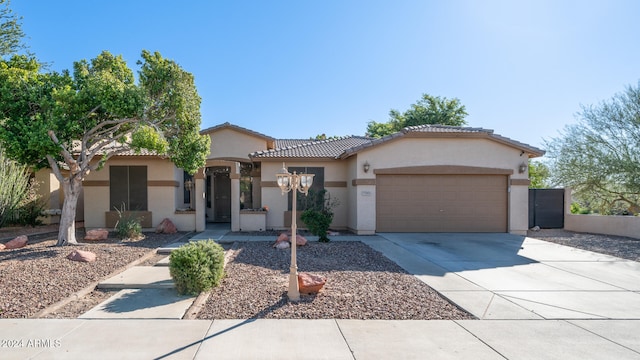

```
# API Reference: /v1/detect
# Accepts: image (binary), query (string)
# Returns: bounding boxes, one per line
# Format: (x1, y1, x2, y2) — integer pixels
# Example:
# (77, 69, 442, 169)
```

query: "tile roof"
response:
(251, 136, 373, 159)
(339, 124, 545, 158)
(200, 122, 275, 141)
(275, 139, 317, 148)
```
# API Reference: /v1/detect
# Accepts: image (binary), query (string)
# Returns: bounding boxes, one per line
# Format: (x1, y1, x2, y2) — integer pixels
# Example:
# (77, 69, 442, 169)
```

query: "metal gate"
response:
(529, 189, 564, 229)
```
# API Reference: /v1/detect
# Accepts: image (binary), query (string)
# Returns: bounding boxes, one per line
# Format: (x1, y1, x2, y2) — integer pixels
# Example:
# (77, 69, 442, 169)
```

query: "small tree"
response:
(300, 189, 338, 242)
(545, 81, 640, 215)
(0, 51, 210, 245)
(366, 94, 468, 138)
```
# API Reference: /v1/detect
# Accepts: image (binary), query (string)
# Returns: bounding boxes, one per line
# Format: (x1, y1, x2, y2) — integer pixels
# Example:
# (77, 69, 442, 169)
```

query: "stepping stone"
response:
(157, 242, 187, 254)
(155, 256, 170, 266)
(98, 266, 173, 289)
(79, 288, 196, 319)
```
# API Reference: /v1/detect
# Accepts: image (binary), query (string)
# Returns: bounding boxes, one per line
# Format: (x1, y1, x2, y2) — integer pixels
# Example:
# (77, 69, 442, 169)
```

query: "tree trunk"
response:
(56, 178, 82, 246)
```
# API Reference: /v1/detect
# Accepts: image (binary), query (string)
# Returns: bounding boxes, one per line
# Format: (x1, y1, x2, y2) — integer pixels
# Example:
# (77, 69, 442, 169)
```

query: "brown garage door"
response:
(376, 174, 508, 232)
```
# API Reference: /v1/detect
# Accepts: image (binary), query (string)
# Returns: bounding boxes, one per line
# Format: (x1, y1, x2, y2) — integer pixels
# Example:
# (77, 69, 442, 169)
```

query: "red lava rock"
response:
(273, 233, 289, 248)
(156, 218, 178, 234)
(293, 234, 307, 246)
(84, 228, 109, 241)
(67, 249, 97, 262)
(297, 272, 326, 294)
(5, 235, 28, 250)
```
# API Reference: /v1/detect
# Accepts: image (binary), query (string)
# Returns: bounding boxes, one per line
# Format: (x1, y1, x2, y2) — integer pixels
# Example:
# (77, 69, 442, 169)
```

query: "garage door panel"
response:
(376, 174, 507, 233)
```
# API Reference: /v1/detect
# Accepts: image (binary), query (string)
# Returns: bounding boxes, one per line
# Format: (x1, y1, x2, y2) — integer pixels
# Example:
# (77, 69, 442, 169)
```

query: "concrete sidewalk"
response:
(2, 318, 639, 359)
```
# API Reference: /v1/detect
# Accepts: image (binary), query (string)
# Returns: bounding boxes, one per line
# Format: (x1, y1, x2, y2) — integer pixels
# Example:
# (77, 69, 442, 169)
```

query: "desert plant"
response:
(0, 149, 31, 227)
(114, 204, 144, 240)
(169, 240, 225, 295)
(15, 178, 46, 227)
(301, 189, 339, 242)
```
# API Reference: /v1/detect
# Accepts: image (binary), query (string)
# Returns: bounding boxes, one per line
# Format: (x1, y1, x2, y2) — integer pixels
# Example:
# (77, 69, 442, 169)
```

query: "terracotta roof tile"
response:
(251, 136, 372, 159)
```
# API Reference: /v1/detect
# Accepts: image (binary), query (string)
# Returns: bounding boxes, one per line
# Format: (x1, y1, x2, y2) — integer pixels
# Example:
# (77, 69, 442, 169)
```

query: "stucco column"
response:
(194, 168, 206, 232)
(230, 162, 240, 232)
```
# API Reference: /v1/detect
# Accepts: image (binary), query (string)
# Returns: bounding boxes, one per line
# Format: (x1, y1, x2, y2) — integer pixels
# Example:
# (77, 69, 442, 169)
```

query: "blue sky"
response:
(11, 0, 640, 150)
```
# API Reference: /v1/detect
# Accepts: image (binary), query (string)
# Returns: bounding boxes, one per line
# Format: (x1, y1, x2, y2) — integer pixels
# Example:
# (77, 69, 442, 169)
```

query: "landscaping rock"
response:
(274, 233, 288, 244)
(5, 235, 28, 250)
(67, 249, 97, 262)
(84, 229, 109, 241)
(297, 272, 326, 294)
(0, 243, 5, 250)
(274, 241, 290, 249)
(293, 234, 307, 246)
(156, 218, 177, 234)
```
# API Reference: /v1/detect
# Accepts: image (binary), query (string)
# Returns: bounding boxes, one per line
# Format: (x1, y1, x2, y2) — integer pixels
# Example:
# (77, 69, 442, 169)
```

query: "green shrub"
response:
(16, 178, 45, 227)
(0, 149, 30, 228)
(114, 204, 143, 240)
(169, 240, 225, 295)
(300, 189, 339, 242)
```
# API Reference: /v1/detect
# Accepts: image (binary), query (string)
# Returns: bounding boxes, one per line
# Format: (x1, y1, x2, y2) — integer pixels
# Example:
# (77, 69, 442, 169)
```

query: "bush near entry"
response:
(169, 240, 225, 295)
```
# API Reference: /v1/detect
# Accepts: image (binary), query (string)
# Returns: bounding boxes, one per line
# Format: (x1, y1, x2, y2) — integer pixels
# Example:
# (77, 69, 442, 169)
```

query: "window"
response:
(183, 171, 193, 204)
(240, 162, 253, 209)
(110, 166, 147, 211)
(287, 167, 324, 211)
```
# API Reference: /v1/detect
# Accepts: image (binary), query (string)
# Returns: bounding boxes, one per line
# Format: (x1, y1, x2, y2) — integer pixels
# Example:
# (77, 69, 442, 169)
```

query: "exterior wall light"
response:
(363, 161, 370, 173)
(276, 162, 314, 301)
(518, 162, 527, 174)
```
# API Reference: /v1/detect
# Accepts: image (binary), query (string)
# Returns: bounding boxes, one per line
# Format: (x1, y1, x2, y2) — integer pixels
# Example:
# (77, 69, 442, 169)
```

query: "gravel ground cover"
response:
(0, 230, 187, 318)
(528, 229, 640, 262)
(197, 241, 474, 320)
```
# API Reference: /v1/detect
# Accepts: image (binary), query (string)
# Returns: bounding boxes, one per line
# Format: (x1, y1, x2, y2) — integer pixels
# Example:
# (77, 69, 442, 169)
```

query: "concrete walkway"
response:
(3, 229, 640, 359)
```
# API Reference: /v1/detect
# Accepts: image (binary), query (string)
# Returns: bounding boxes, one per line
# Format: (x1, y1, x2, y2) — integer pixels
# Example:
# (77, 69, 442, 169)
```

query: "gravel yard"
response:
(0, 225, 638, 320)
(527, 229, 640, 262)
(197, 241, 473, 320)
(0, 230, 186, 318)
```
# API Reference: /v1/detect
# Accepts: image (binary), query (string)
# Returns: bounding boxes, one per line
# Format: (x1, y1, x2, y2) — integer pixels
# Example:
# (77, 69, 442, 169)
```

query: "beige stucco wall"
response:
(565, 214, 640, 239)
(83, 157, 194, 230)
(207, 128, 268, 161)
(354, 137, 531, 234)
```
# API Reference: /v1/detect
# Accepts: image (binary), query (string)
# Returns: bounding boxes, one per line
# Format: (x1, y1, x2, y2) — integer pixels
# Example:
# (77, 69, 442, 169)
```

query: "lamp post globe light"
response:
(276, 162, 314, 301)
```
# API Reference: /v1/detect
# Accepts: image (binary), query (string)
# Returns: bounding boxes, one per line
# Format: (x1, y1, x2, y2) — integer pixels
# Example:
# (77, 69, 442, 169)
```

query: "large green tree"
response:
(528, 160, 551, 189)
(545, 81, 640, 215)
(0, 51, 210, 245)
(0, 0, 26, 57)
(366, 94, 468, 138)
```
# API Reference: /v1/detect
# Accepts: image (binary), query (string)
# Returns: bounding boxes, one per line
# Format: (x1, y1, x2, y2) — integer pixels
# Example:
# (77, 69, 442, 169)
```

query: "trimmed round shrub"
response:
(169, 240, 225, 295)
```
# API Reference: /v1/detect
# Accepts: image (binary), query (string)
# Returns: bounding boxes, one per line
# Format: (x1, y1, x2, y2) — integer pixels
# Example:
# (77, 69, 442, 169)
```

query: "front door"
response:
(214, 171, 231, 222)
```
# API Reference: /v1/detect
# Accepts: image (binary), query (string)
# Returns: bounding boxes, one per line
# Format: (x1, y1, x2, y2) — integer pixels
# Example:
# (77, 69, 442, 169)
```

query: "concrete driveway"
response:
(362, 233, 640, 320)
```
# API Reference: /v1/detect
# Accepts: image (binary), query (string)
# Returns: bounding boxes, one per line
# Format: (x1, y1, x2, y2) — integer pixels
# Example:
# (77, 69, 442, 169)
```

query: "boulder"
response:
(292, 234, 308, 246)
(275, 232, 288, 244)
(298, 272, 326, 294)
(5, 235, 28, 250)
(156, 218, 177, 234)
(274, 240, 290, 249)
(67, 249, 97, 262)
(0, 243, 5, 250)
(84, 228, 109, 241)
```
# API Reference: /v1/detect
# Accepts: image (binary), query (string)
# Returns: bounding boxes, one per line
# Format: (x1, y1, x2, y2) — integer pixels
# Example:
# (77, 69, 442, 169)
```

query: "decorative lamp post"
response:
(276, 162, 314, 301)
